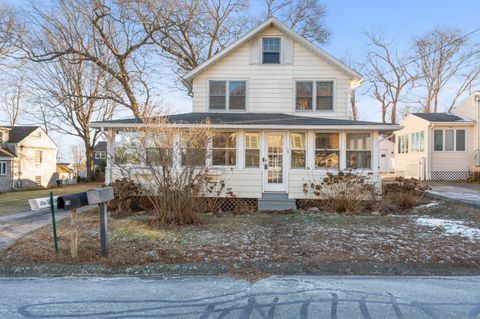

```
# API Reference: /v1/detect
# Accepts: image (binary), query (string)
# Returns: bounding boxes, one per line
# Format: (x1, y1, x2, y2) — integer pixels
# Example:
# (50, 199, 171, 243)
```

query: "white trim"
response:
(263, 131, 288, 192)
(183, 17, 362, 82)
(0, 161, 7, 175)
(432, 128, 467, 153)
(261, 36, 282, 65)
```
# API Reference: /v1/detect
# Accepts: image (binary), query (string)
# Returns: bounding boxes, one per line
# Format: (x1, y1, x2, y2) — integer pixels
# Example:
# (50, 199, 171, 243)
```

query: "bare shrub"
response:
(108, 178, 143, 218)
(112, 115, 232, 225)
(382, 177, 429, 212)
(303, 171, 378, 215)
(467, 170, 480, 183)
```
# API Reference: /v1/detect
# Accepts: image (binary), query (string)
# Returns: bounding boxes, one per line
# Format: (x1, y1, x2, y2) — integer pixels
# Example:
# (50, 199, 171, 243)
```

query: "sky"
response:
(2, 0, 480, 160)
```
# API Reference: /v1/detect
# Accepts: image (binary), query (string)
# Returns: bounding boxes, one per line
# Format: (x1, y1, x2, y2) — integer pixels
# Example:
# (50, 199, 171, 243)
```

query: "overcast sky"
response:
(1, 0, 480, 161)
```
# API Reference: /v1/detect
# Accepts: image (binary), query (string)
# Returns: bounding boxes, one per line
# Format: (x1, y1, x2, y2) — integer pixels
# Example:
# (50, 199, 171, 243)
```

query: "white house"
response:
(0, 126, 58, 190)
(379, 136, 395, 173)
(91, 18, 399, 209)
(394, 101, 479, 180)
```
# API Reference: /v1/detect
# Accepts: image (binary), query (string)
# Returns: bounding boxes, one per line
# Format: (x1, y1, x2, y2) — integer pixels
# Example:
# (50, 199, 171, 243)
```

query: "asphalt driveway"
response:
(427, 182, 480, 206)
(0, 276, 479, 318)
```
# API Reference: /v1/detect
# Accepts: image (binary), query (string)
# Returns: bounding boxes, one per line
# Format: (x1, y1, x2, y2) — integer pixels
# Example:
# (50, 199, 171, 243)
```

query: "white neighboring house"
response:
(394, 108, 477, 180)
(0, 126, 58, 191)
(379, 136, 395, 173)
(91, 18, 400, 209)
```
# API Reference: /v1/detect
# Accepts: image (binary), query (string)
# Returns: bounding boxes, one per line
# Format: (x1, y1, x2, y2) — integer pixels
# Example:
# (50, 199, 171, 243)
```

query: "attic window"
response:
(262, 38, 280, 64)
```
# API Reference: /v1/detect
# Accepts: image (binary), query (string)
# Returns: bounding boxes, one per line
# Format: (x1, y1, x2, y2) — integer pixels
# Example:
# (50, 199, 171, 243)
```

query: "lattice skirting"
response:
(429, 170, 472, 181)
(199, 197, 258, 213)
(296, 199, 323, 210)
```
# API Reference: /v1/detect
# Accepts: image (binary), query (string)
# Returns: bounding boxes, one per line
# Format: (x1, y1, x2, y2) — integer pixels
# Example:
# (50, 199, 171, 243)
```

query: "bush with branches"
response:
(381, 177, 429, 212)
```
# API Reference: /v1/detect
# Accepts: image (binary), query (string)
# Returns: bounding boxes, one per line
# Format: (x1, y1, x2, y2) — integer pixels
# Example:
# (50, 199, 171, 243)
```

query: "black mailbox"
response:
(57, 192, 89, 210)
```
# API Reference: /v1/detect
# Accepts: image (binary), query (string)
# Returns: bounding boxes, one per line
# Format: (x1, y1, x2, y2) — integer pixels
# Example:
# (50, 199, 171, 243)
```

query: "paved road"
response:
(428, 183, 480, 206)
(0, 276, 479, 318)
(0, 206, 95, 250)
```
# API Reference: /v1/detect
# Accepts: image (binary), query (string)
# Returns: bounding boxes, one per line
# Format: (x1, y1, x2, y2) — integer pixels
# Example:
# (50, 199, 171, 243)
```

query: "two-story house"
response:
(91, 18, 399, 209)
(0, 125, 58, 191)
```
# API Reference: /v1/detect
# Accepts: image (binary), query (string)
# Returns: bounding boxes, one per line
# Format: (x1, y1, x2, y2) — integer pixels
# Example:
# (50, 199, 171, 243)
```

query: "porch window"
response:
(290, 132, 306, 168)
(209, 80, 246, 110)
(114, 131, 140, 164)
(315, 133, 339, 168)
(410, 131, 425, 152)
(316, 82, 334, 110)
(0, 161, 6, 175)
(296, 82, 313, 110)
(244, 132, 260, 168)
(398, 134, 409, 154)
(433, 129, 466, 152)
(262, 38, 281, 64)
(346, 133, 371, 169)
(212, 132, 237, 166)
(181, 132, 207, 166)
(146, 148, 172, 166)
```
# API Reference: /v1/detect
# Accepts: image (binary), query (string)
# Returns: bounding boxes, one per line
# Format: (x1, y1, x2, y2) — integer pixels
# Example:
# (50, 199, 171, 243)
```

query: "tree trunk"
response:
(85, 142, 94, 182)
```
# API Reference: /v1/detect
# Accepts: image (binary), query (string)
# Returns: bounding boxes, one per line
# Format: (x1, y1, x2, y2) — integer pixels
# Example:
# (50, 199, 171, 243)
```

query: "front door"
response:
(264, 132, 287, 192)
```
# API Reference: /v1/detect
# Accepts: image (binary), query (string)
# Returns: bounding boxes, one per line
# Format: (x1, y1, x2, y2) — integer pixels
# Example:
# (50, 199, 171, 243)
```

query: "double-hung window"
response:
(0, 161, 6, 175)
(34, 150, 42, 164)
(346, 133, 371, 169)
(114, 131, 140, 164)
(145, 133, 172, 166)
(296, 81, 334, 111)
(290, 132, 306, 168)
(209, 80, 246, 111)
(181, 134, 207, 167)
(315, 133, 339, 169)
(434, 129, 466, 152)
(262, 38, 280, 64)
(245, 132, 260, 168)
(212, 132, 237, 166)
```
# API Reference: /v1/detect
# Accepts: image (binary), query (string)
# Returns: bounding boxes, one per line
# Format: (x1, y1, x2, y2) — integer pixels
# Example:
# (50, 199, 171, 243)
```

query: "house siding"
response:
(192, 27, 351, 118)
(0, 159, 12, 192)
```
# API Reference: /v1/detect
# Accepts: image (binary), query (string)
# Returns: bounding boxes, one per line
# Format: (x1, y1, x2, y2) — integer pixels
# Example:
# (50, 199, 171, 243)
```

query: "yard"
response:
(0, 183, 102, 216)
(1, 194, 479, 277)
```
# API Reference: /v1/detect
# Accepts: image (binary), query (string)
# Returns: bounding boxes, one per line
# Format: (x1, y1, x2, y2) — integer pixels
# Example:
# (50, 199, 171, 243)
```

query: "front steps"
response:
(258, 192, 297, 211)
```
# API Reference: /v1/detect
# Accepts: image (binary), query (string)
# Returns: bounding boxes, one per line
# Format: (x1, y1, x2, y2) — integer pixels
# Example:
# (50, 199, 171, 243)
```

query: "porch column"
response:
(339, 131, 347, 170)
(105, 128, 115, 185)
(372, 130, 379, 172)
(238, 129, 245, 169)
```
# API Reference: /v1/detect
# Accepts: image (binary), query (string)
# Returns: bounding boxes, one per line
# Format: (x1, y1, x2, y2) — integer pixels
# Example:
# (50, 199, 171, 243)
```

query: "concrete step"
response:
(258, 192, 297, 211)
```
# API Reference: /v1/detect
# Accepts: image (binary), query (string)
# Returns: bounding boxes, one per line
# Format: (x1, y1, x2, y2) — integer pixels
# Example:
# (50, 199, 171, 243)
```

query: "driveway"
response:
(427, 182, 480, 206)
(0, 276, 479, 318)
(0, 206, 95, 250)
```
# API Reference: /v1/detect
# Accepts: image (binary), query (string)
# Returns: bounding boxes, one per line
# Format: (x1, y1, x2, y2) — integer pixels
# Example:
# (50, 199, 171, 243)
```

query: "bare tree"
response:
(264, 0, 330, 44)
(364, 32, 416, 124)
(0, 5, 22, 63)
(413, 28, 480, 112)
(23, 0, 160, 118)
(0, 76, 24, 126)
(70, 144, 86, 179)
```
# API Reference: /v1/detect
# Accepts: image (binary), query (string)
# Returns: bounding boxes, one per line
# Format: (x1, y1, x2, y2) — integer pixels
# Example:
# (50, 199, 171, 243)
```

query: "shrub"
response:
(108, 178, 143, 218)
(467, 170, 480, 183)
(303, 171, 378, 215)
(381, 177, 429, 212)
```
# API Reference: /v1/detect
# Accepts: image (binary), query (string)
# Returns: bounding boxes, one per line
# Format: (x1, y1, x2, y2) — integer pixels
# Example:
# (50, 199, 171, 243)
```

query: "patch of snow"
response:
(415, 217, 480, 241)
(417, 202, 439, 209)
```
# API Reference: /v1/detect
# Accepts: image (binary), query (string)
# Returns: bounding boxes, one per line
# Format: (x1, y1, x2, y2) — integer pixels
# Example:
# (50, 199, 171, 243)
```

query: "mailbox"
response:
(87, 187, 114, 205)
(57, 192, 89, 210)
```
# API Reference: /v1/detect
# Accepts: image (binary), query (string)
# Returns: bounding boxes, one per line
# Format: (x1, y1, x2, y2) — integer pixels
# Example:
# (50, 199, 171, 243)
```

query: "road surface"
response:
(0, 276, 479, 318)
(0, 206, 94, 250)
(428, 183, 480, 206)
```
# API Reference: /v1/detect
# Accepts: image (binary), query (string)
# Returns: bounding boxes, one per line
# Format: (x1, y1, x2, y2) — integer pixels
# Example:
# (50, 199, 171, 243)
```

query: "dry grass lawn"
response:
(0, 183, 102, 216)
(1, 195, 479, 271)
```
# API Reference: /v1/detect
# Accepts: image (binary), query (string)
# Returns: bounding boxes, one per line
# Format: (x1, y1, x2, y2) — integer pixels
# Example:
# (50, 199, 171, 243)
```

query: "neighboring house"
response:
(379, 135, 395, 173)
(93, 141, 107, 168)
(56, 162, 76, 184)
(394, 111, 476, 180)
(0, 126, 58, 190)
(0, 138, 16, 192)
(91, 18, 399, 209)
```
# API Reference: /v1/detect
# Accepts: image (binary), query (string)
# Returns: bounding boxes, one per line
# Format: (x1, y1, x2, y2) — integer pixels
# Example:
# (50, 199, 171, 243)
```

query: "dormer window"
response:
(262, 38, 280, 64)
(209, 80, 246, 111)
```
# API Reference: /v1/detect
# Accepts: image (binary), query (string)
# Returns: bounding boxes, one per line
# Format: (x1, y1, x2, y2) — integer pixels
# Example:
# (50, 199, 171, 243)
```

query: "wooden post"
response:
(99, 202, 109, 257)
(71, 208, 78, 258)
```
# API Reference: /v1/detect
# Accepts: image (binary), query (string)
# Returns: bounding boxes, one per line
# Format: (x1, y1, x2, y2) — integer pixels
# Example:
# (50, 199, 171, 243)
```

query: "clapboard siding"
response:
(192, 27, 352, 118)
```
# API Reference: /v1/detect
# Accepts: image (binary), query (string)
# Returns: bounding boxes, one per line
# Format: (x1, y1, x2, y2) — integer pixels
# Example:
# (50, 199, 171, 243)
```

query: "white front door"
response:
(379, 148, 389, 172)
(264, 132, 287, 192)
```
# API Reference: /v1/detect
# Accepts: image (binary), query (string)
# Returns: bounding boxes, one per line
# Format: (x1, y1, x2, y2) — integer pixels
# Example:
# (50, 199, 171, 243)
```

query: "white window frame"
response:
(293, 79, 336, 113)
(207, 79, 248, 112)
(34, 150, 42, 164)
(346, 132, 372, 170)
(290, 131, 307, 169)
(261, 37, 281, 64)
(0, 161, 7, 175)
(211, 131, 238, 168)
(314, 131, 341, 170)
(244, 131, 261, 169)
(433, 128, 467, 152)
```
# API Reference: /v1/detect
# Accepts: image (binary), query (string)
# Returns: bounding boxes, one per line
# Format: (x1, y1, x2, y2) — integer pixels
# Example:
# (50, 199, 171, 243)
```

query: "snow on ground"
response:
(417, 202, 439, 209)
(415, 217, 480, 241)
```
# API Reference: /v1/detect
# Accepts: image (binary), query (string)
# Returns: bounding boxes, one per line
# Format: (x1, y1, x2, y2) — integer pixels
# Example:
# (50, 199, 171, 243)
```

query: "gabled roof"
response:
(412, 113, 475, 123)
(0, 147, 16, 158)
(183, 18, 362, 82)
(90, 112, 400, 131)
(4, 126, 40, 143)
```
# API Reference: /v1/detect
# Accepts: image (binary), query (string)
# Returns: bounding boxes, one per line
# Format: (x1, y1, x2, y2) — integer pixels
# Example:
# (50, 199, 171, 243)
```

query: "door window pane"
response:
(316, 82, 333, 110)
(290, 132, 306, 168)
(456, 130, 466, 151)
(209, 81, 226, 109)
(267, 134, 283, 183)
(434, 130, 443, 151)
(296, 81, 313, 110)
(229, 81, 246, 110)
(445, 130, 454, 151)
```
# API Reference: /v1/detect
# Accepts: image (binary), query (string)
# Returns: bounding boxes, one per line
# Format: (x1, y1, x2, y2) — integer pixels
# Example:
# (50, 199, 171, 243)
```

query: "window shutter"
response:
(283, 37, 294, 65)
(249, 38, 260, 65)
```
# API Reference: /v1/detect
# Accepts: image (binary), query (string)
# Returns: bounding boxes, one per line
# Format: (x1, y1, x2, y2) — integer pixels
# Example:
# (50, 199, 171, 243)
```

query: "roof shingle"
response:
(412, 113, 473, 123)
